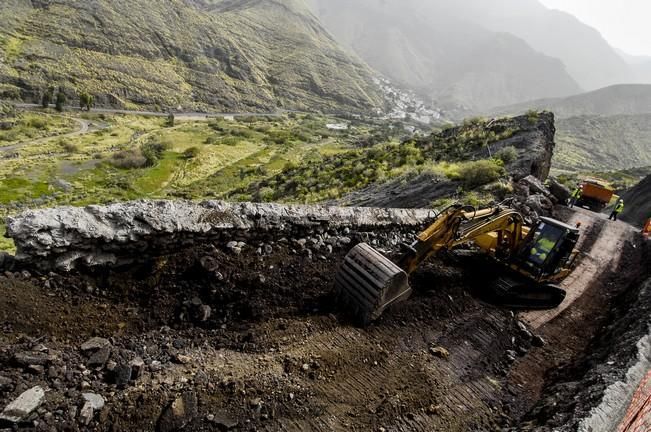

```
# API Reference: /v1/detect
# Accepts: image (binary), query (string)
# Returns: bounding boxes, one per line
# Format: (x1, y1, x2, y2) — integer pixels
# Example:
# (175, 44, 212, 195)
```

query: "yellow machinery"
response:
(335, 205, 580, 325)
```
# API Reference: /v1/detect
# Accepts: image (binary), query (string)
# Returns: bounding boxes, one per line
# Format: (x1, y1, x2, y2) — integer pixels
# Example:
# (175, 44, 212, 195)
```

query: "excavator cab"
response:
(516, 217, 580, 279)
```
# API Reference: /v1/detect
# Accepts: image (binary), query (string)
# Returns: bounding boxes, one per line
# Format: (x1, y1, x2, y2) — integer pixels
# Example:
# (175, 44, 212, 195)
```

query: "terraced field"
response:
(0, 109, 386, 251)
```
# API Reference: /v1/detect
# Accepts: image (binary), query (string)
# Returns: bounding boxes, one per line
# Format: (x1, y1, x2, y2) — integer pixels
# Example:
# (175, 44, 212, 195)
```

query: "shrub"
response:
(61, 141, 79, 153)
(183, 146, 201, 159)
(526, 110, 539, 124)
(258, 187, 275, 202)
(55, 90, 66, 112)
(141, 141, 169, 166)
(110, 150, 147, 169)
(26, 117, 47, 130)
(454, 160, 504, 188)
(496, 146, 518, 164)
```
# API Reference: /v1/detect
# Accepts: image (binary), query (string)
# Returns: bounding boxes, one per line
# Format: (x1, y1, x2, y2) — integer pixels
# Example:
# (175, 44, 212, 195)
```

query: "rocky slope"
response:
(620, 175, 651, 227)
(553, 114, 651, 172)
(0, 0, 384, 113)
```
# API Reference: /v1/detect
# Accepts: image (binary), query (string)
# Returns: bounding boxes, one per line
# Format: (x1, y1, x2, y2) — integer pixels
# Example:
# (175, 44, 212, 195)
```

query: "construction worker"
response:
(609, 199, 624, 221)
(569, 185, 582, 208)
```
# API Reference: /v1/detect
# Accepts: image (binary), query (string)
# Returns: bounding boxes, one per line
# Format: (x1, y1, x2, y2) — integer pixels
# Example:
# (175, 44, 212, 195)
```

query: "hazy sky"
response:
(539, 0, 651, 57)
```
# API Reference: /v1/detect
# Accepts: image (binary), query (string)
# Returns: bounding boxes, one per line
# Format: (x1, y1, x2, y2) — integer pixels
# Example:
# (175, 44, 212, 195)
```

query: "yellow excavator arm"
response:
(397, 206, 526, 274)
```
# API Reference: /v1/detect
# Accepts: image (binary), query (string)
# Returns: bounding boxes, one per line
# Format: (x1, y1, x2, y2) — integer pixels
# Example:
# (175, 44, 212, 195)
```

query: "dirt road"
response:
(0, 206, 645, 431)
(0, 116, 102, 154)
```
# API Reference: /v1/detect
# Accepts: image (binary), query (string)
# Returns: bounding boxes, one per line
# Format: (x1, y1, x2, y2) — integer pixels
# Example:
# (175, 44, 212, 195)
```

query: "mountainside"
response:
(621, 175, 651, 227)
(553, 114, 651, 172)
(464, 0, 637, 90)
(306, 0, 581, 111)
(494, 85, 651, 119)
(0, 0, 384, 112)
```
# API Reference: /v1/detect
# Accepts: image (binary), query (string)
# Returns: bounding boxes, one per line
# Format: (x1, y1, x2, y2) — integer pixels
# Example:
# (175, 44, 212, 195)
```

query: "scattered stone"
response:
(249, 398, 262, 408)
(174, 354, 192, 365)
(110, 364, 132, 388)
(157, 391, 198, 432)
(14, 351, 51, 367)
(211, 410, 238, 430)
(129, 357, 145, 380)
(0, 377, 13, 393)
(427, 404, 441, 415)
(81, 337, 110, 352)
(429, 346, 450, 360)
(532, 335, 546, 347)
(82, 393, 105, 411)
(150, 361, 163, 372)
(196, 305, 212, 322)
(199, 256, 219, 272)
(0, 386, 46, 424)
(87, 346, 111, 368)
(79, 402, 94, 425)
(26, 365, 45, 375)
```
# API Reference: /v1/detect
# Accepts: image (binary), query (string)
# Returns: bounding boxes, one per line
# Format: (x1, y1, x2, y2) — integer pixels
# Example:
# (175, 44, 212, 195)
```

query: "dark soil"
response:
(0, 209, 647, 431)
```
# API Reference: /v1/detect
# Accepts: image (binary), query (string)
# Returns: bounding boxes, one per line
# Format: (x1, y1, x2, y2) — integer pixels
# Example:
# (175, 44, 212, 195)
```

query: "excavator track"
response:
(335, 243, 411, 326)
(491, 276, 566, 309)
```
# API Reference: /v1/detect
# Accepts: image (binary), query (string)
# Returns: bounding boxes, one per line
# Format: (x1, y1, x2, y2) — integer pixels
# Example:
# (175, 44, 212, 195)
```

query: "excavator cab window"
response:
(519, 218, 579, 277)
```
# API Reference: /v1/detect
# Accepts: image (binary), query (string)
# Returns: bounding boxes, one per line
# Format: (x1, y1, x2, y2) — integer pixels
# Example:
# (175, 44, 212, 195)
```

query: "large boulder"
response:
(548, 177, 572, 204)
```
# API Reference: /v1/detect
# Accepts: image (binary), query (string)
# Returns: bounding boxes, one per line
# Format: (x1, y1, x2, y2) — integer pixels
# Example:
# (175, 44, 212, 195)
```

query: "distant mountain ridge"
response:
(307, 0, 651, 112)
(0, 0, 384, 112)
(493, 84, 651, 118)
(306, 0, 581, 111)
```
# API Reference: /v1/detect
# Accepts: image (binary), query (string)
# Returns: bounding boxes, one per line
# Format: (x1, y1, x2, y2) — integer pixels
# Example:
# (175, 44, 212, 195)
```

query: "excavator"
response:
(335, 204, 581, 325)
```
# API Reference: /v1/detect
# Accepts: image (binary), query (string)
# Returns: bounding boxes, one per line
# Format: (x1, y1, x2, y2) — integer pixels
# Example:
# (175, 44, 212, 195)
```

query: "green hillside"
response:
(553, 114, 651, 172)
(0, 0, 384, 113)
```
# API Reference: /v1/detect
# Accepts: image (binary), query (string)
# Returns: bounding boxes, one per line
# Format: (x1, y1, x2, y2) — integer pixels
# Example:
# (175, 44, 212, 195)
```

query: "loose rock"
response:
(157, 391, 198, 432)
(81, 337, 110, 352)
(0, 386, 46, 424)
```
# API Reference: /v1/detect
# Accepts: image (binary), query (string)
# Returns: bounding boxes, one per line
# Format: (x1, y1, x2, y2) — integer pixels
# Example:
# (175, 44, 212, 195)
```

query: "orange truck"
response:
(577, 178, 615, 212)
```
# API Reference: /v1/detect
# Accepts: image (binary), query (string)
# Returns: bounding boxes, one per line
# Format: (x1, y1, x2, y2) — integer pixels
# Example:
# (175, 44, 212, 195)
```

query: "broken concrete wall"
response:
(5, 200, 437, 271)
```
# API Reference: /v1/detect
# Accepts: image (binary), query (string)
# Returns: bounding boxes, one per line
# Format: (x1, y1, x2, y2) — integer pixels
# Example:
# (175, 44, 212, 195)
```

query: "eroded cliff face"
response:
(340, 112, 557, 209)
(5, 200, 436, 271)
(621, 174, 651, 227)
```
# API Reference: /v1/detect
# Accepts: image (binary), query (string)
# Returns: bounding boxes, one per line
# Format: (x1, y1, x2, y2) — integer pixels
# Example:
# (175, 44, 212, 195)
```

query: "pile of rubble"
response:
(4, 201, 436, 271)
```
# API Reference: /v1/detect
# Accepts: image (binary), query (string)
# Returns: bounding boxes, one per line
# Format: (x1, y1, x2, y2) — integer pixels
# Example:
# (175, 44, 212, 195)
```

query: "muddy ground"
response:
(0, 208, 647, 431)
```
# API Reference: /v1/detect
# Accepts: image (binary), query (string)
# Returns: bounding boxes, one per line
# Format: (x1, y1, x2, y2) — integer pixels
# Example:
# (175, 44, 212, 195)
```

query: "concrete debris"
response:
(0, 386, 45, 424)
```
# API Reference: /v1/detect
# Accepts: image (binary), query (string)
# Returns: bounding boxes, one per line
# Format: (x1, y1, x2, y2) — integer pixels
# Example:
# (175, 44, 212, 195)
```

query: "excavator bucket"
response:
(335, 243, 411, 326)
